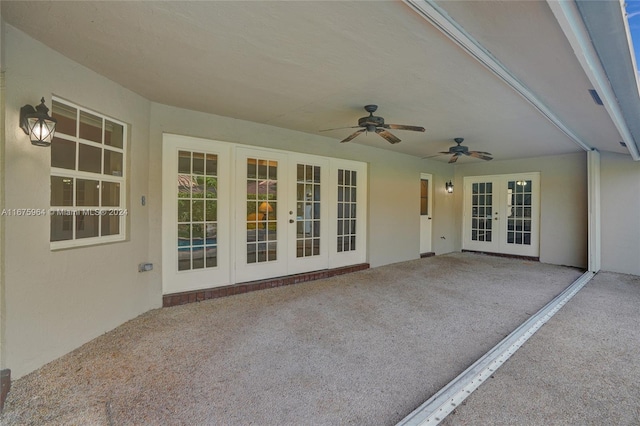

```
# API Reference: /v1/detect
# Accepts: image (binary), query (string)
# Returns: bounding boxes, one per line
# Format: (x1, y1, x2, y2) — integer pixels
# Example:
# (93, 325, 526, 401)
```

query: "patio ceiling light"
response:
(446, 180, 454, 193)
(19, 97, 57, 147)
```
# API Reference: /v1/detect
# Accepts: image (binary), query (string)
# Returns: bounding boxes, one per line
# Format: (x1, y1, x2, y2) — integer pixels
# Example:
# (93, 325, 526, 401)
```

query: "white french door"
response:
(162, 134, 367, 294)
(234, 149, 331, 282)
(463, 173, 540, 257)
(162, 135, 232, 295)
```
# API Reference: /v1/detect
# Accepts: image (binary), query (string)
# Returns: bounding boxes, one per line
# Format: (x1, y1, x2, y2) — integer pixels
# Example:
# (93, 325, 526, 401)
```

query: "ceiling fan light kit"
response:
(320, 105, 425, 144)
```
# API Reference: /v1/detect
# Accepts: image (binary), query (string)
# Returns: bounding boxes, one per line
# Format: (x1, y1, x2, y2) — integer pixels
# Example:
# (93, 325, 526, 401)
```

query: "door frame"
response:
(162, 134, 368, 295)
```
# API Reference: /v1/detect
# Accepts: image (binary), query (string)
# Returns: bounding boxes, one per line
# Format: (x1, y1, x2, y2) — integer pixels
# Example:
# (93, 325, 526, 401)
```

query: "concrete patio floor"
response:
(441, 270, 640, 425)
(1, 252, 616, 425)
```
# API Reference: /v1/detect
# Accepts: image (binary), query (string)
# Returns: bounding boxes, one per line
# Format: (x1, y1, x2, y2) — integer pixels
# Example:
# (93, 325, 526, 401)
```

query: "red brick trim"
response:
(0, 369, 10, 413)
(163, 263, 370, 307)
(461, 249, 539, 262)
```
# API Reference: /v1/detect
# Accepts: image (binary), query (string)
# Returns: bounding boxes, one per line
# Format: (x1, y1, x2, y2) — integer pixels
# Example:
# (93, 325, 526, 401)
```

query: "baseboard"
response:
(0, 369, 10, 413)
(163, 263, 370, 307)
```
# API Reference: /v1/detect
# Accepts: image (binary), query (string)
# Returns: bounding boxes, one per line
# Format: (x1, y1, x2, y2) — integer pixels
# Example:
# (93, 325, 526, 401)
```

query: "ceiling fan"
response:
(320, 105, 425, 144)
(425, 138, 493, 163)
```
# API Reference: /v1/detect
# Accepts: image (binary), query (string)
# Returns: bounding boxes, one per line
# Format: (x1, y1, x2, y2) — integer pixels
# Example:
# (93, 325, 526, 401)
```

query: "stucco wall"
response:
(3, 25, 154, 378)
(600, 151, 640, 275)
(148, 103, 455, 272)
(453, 152, 588, 268)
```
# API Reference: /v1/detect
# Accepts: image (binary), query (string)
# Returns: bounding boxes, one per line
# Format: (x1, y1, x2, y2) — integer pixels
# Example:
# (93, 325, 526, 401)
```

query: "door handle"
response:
(428, 217, 432, 220)
(289, 219, 294, 223)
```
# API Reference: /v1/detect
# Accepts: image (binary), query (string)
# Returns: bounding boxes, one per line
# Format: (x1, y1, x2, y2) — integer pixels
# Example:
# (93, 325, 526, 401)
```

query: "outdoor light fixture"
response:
(20, 97, 57, 147)
(445, 180, 454, 193)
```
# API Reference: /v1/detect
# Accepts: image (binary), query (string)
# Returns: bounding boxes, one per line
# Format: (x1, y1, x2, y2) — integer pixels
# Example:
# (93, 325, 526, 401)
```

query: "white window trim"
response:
(50, 97, 128, 250)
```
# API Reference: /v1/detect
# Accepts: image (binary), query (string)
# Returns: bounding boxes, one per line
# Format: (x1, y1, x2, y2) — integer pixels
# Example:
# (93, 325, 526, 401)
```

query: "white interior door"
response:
(463, 173, 540, 257)
(419, 173, 433, 254)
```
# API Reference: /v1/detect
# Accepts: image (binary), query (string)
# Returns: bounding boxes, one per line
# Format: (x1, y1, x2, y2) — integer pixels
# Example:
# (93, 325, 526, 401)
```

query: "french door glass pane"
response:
(337, 169, 357, 252)
(177, 150, 218, 271)
(507, 180, 533, 246)
(471, 182, 493, 242)
(296, 164, 321, 258)
(246, 158, 278, 264)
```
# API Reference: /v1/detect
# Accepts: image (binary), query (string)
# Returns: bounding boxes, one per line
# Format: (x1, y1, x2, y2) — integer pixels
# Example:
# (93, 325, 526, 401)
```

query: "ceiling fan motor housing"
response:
(450, 145, 469, 154)
(358, 115, 384, 127)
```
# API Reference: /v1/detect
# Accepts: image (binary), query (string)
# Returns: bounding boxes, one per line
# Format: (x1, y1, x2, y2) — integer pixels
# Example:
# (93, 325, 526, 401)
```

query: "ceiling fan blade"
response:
(448, 154, 460, 164)
(421, 153, 445, 159)
(375, 128, 401, 144)
(468, 151, 493, 161)
(340, 129, 365, 143)
(319, 125, 361, 132)
(383, 124, 426, 132)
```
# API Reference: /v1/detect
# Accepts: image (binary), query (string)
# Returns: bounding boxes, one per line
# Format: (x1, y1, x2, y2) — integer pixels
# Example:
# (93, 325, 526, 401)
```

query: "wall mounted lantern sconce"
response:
(445, 180, 454, 193)
(20, 97, 57, 147)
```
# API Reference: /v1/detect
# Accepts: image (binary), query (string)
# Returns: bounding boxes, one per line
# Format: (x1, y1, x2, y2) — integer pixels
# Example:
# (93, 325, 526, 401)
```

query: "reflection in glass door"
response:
(177, 150, 219, 271)
(245, 158, 278, 264)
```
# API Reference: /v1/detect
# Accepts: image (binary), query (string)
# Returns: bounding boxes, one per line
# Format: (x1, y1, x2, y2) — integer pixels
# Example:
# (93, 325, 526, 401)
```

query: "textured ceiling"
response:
(1, 0, 628, 162)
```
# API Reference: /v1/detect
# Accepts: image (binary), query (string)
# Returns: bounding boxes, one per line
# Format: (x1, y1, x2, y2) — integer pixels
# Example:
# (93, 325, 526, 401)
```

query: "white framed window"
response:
(49, 97, 127, 249)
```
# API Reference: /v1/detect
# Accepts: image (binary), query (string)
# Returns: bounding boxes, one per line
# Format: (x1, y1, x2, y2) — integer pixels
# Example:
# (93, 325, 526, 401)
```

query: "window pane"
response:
(51, 213, 73, 241)
(76, 179, 100, 206)
(206, 154, 217, 176)
(76, 212, 99, 239)
(178, 151, 191, 174)
(104, 150, 123, 177)
(193, 153, 205, 174)
(52, 100, 77, 136)
(101, 215, 120, 236)
(51, 137, 76, 170)
(78, 143, 102, 173)
(104, 120, 124, 148)
(51, 177, 73, 206)
(79, 111, 102, 143)
(102, 182, 120, 207)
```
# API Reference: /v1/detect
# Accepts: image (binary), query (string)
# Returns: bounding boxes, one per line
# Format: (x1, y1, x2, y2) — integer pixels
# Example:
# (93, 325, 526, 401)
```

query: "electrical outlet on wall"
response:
(138, 263, 153, 272)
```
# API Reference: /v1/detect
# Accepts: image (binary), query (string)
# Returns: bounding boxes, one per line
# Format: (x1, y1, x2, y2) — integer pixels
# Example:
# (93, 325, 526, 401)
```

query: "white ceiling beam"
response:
(403, 0, 592, 152)
(547, 0, 640, 161)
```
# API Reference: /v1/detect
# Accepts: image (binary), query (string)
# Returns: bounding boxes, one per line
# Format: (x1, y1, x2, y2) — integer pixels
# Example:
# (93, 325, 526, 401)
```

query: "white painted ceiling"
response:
(1, 0, 629, 162)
